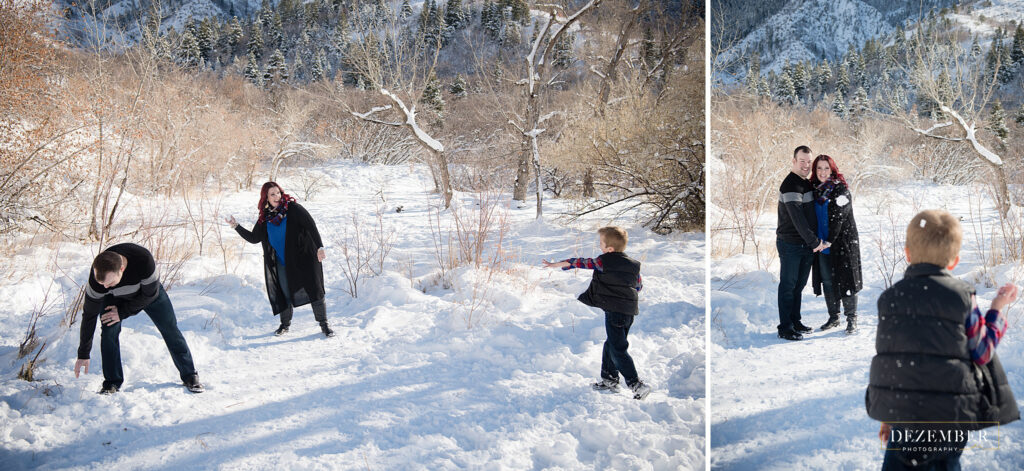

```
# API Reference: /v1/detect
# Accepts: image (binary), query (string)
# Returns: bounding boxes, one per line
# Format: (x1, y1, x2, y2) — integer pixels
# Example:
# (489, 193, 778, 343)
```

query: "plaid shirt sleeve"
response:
(966, 297, 1008, 366)
(561, 257, 603, 271)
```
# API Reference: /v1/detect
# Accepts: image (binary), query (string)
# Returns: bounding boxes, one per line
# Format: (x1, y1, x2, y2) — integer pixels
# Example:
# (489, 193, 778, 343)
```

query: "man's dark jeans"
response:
(100, 285, 197, 388)
(601, 311, 640, 387)
(777, 238, 814, 333)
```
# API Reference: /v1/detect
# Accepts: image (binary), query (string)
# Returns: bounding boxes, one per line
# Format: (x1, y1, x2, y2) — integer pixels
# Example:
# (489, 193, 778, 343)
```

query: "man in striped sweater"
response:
(73, 243, 203, 394)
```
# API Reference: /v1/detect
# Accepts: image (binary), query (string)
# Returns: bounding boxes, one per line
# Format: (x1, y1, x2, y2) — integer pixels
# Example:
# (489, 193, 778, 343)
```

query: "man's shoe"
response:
(98, 383, 119, 395)
(820, 316, 841, 331)
(591, 378, 620, 392)
(184, 374, 204, 393)
(630, 381, 652, 400)
(845, 317, 858, 335)
(778, 329, 804, 341)
(793, 321, 813, 333)
(320, 322, 335, 338)
(274, 324, 289, 336)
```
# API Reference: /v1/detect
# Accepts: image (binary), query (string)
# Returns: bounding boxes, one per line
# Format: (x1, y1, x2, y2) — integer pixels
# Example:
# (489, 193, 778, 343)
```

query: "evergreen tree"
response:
(482, 1, 501, 41)
(552, 31, 574, 68)
(745, 54, 761, 95)
(228, 17, 244, 50)
(987, 101, 1009, 143)
(444, 0, 468, 31)
(310, 48, 327, 81)
(293, 54, 305, 81)
(244, 51, 263, 86)
(776, 71, 796, 105)
(1012, 24, 1024, 66)
(249, 21, 264, 58)
(179, 29, 201, 68)
(450, 74, 467, 98)
(1015, 104, 1024, 126)
(401, 0, 413, 19)
(269, 13, 285, 51)
(421, 74, 445, 113)
(502, 20, 521, 47)
(999, 37, 1014, 83)
(756, 76, 770, 100)
(836, 62, 850, 95)
(791, 62, 806, 102)
(817, 60, 832, 96)
(197, 18, 216, 61)
(264, 49, 288, 87)
(831, 91, 846, 117)
(850, 86, 869, 121)
(970, 34, 982, 57)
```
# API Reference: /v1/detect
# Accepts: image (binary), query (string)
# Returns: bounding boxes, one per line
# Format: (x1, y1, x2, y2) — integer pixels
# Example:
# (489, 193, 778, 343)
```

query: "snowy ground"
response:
(710, 181, 1024, 469)
(0, 161, 705, 470)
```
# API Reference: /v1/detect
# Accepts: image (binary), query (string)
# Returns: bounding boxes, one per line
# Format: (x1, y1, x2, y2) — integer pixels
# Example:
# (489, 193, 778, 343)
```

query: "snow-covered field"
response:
(0, 161, 705, 470)
(710, 181, 1024, 469)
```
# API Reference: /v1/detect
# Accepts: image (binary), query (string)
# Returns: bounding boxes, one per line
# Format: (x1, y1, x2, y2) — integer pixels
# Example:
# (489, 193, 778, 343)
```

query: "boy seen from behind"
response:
(867, 210, 1019, 470)
(544, 226, 651, 400)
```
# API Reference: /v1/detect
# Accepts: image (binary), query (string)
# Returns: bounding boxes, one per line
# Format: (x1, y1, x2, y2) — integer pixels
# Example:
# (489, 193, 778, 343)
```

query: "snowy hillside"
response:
(709, 177, 1024, 469)
(722, 0, 894, 74)
(0, 161, 705, 469)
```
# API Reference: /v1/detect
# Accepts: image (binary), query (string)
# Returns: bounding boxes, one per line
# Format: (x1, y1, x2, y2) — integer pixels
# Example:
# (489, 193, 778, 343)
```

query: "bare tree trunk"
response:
(434, 149, 454, 209)
(597, 5, 641, 117)
(582, 169, 595, 197)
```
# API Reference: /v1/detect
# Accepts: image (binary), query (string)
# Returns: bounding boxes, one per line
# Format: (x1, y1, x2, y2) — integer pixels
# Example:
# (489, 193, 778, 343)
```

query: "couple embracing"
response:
(776, 145, 862, 341)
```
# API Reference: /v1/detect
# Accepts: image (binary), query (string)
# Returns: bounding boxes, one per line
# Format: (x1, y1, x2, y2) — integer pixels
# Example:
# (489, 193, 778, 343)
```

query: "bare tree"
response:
(340, 16, 454, 208)
(510, 0, 602, 218)
(887, 26, 1014, 216)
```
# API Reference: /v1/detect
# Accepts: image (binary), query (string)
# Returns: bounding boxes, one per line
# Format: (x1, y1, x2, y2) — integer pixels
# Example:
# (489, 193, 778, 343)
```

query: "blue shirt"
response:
(815, 200, 830, 254)
(267, 217, 287, 264)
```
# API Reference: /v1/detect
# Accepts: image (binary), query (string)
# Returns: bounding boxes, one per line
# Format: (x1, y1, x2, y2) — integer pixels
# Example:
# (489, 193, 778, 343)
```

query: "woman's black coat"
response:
(235, 202, 325, 315)
(812, 181, 863, 298)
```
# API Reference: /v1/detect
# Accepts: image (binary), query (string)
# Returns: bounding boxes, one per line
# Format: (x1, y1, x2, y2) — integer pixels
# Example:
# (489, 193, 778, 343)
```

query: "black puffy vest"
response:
(866, 263, 1019, 430)
(577, 252, 641, 315)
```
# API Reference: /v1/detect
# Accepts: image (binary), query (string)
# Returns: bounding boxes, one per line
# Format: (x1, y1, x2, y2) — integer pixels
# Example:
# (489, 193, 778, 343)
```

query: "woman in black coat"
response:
(225, 181, 334, 337)
(810, 154, 862, 334)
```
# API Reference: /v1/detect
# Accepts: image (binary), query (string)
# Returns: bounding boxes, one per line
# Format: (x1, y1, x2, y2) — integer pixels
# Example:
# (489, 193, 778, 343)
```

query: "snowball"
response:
(835, 195, 850, 207)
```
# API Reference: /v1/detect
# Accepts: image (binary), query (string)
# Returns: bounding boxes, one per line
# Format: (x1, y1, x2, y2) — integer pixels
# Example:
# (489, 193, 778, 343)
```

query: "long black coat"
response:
(812, 182, 863, 298)
(235, 202, 325, 315)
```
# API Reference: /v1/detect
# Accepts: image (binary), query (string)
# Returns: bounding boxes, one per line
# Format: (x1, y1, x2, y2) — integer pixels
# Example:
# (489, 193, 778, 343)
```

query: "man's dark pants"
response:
(99, 285, 197, 389)
(601, 311, 640, 387)
(777, 238, 814, 333)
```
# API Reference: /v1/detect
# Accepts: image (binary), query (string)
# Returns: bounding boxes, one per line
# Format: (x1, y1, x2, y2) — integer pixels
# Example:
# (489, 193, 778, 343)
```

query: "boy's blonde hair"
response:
(598, 226, 629, 252)
(906, 210, 961, 266)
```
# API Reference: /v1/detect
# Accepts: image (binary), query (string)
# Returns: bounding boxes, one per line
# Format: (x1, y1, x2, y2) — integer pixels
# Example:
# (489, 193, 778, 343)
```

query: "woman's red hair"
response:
(810, 154, 847, 186)
(257, 181, 293, 222)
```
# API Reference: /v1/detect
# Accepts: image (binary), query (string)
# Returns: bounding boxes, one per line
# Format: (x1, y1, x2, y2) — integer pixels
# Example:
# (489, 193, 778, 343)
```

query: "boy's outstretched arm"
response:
(966, 284, 1018, 365)
(543, 258, 602, 271)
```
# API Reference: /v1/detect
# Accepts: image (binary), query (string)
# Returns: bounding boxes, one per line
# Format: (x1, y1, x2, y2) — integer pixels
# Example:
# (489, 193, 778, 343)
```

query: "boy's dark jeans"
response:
(601, 311, 640, 387)
(99, 285, 197, 388)
(881, 426, 965, 471)
(777, 238, 814, 332)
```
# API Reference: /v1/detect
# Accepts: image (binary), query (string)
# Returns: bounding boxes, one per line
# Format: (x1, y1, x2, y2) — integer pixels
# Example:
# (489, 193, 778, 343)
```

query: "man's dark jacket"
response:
(866, 263, 1019, 430)
(78, 243, 161, 359)
(777, 172, 819, 247)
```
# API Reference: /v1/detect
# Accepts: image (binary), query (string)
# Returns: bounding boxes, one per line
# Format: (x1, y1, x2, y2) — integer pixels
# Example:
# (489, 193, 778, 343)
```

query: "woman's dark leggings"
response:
(277, 262, 327, 326)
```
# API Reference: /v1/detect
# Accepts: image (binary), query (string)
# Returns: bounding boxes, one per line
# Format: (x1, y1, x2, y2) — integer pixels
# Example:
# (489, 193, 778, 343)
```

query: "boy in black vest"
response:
(543, 226, 650, 400)
(73, 243, 204, 394)
(867, 210, 1018, 469)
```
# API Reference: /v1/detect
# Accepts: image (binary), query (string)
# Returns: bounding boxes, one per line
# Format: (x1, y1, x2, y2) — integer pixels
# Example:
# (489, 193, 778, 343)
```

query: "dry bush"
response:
(335, 206, 396, 298)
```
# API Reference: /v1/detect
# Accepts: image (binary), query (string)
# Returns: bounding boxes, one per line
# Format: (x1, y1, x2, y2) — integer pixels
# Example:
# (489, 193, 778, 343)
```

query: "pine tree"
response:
(999, 37, 1014, 83)
(791, 62, 806, 102)
(970, 35, 982, 57)
(817, 60, 832, 96)
(756, 76, 770, 100)
(269, 13, 285, 51)
(228, 17, 244, 49)
(450, 74, 467, 98)
(831, 91, 846, 117)
(850, 86, 869, 121)
(197, 18, 216, 62)
(552, 32, 575, 68)
(987, 101, 1009, 143)
(249, 21, 264, 58)
(444, 0, 468, 30)
(401, 0, 413, 19)
(836, 62, 850, 95)
(482, 1, 501, 41)
(179, 29, 201, 68)
(776, 72, 796, 105)
(244, 51, 263, 86)
(310, 48, 326, 81)
(264, 49, 288, 87)
(421, 74, 445, 113)
(1015, 104, 1024, 126)
(1012, 24, 1024, 66)
(745, 54, 761, 95)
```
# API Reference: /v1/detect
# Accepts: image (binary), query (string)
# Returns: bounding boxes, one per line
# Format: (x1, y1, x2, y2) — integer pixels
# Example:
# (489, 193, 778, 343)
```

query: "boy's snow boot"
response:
(845, 316, 858, 334)
(274, 324, 290, 336)
(184, 374, 204, 393)
(592, 378, 620, 392)
(630, 381, 652, 400)
(820, 315, 841, 331)
(320, 322, 335, 338)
